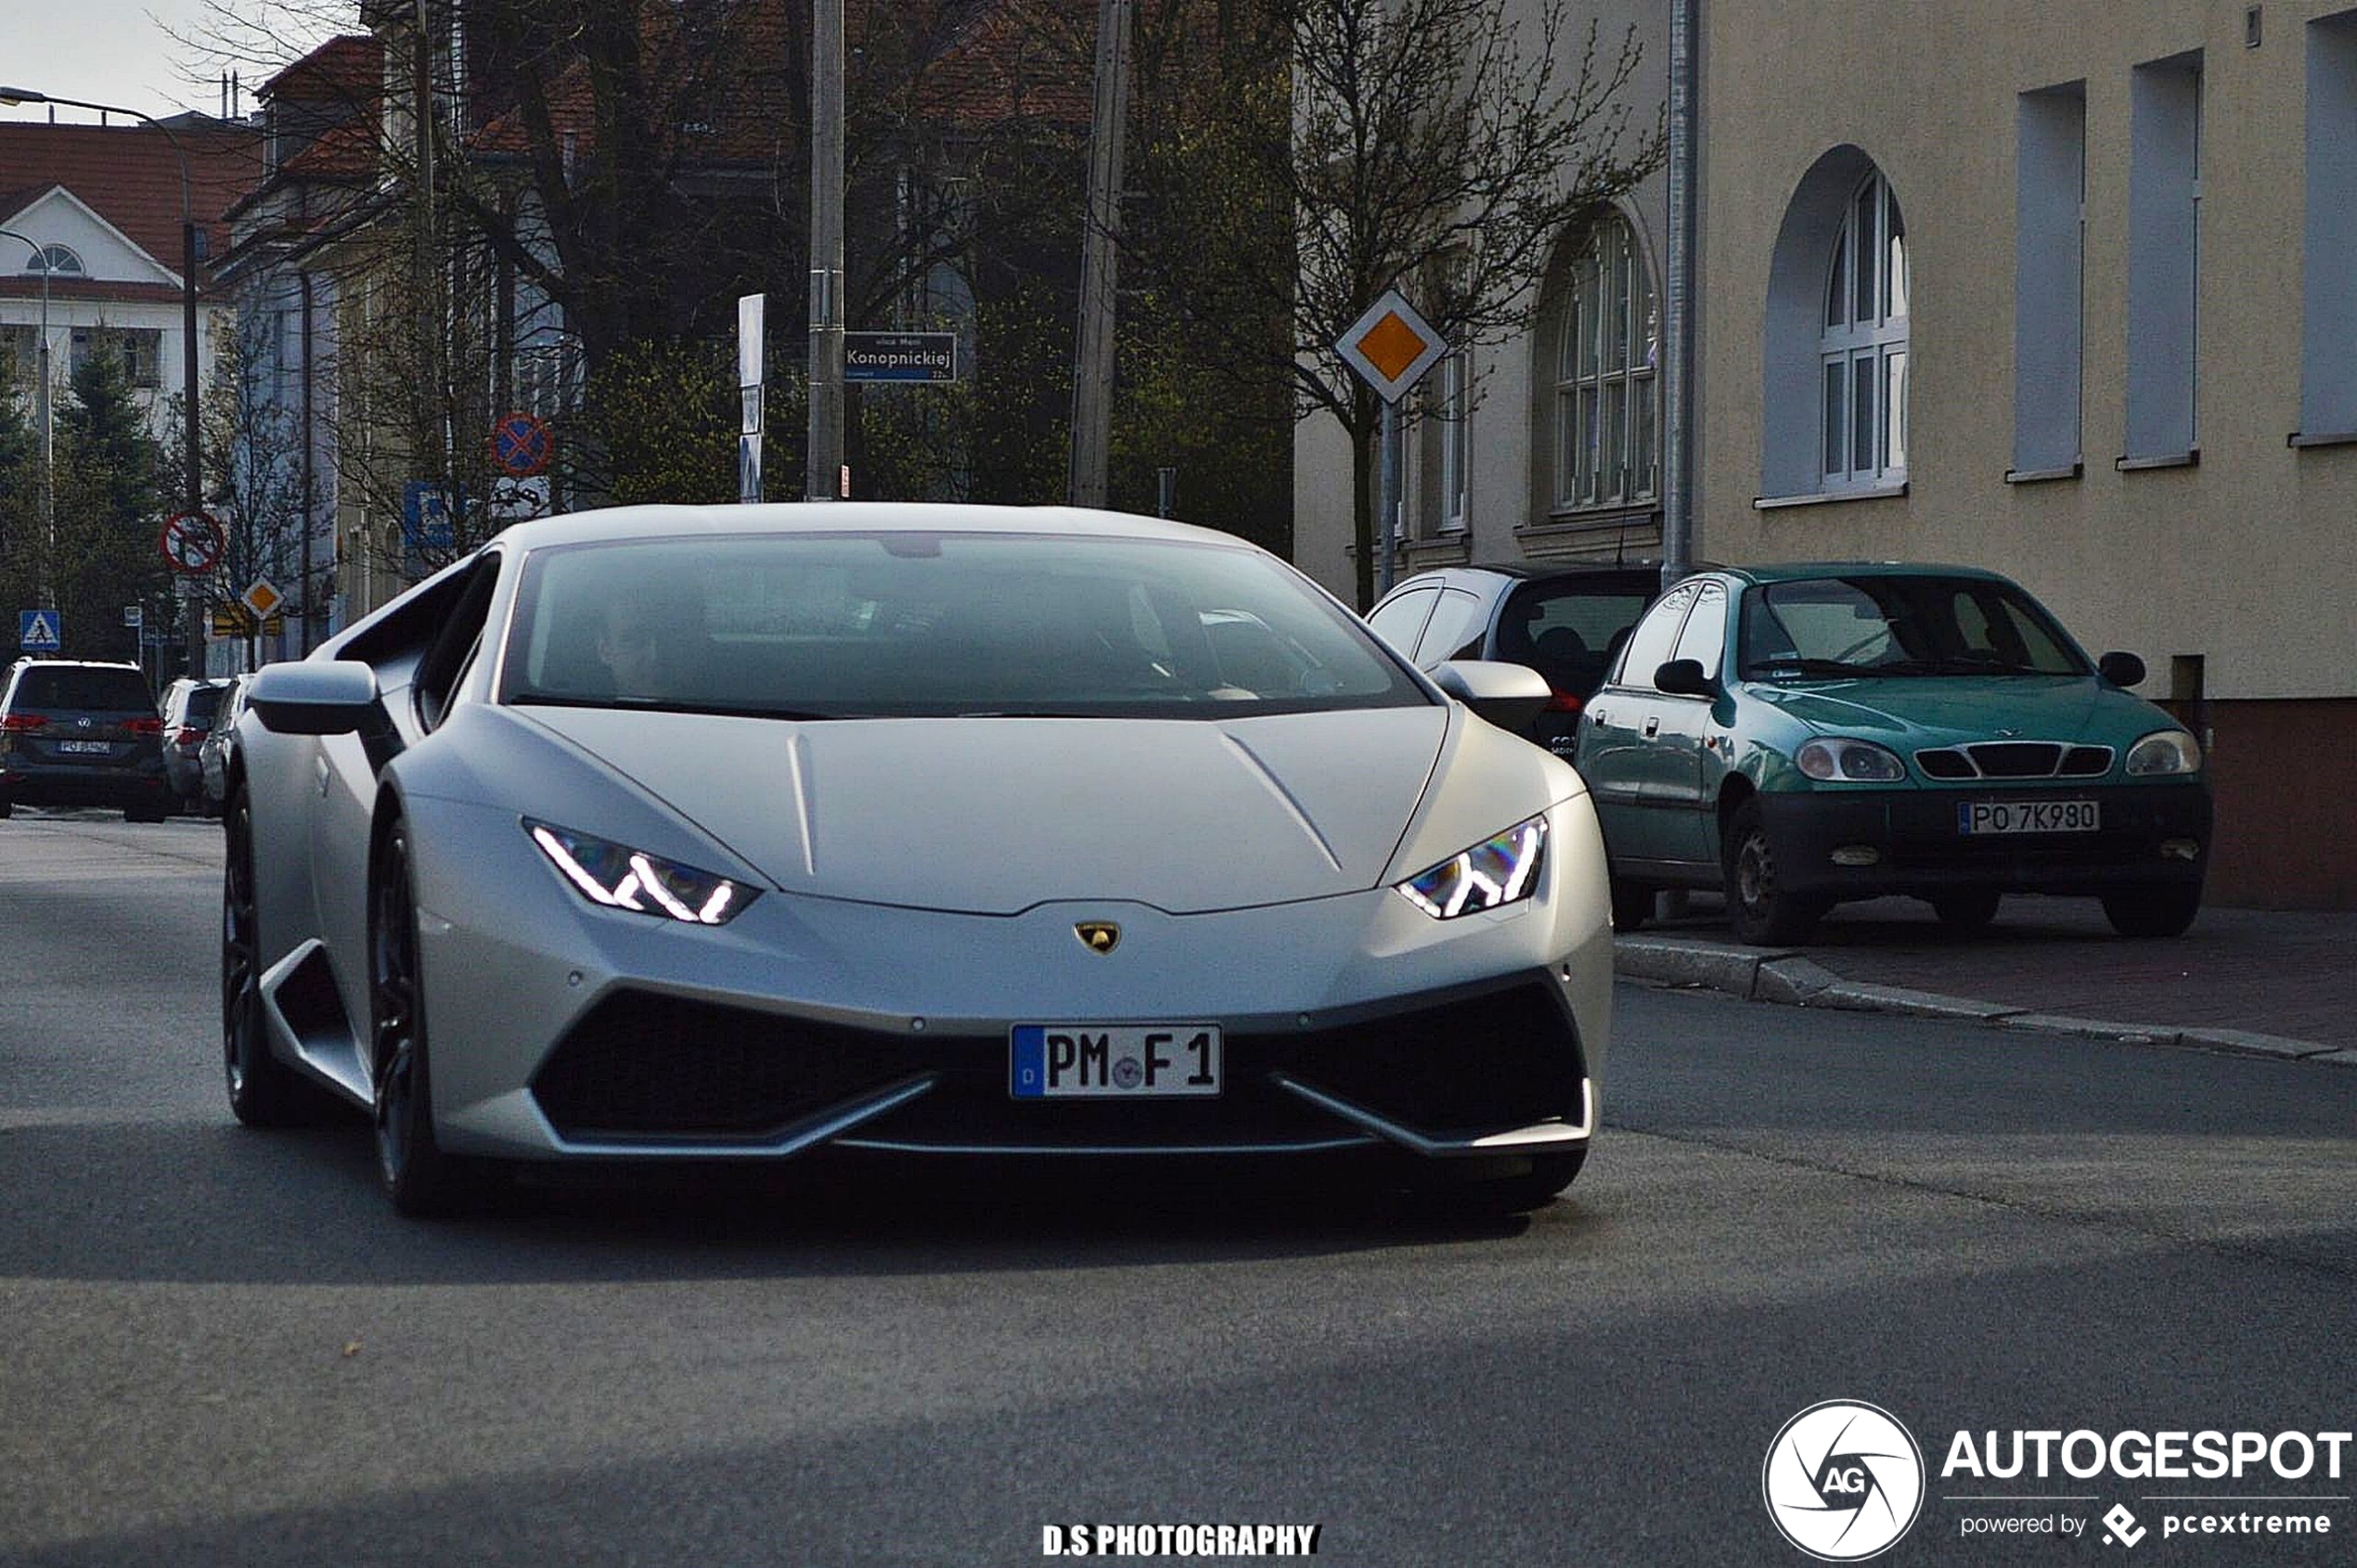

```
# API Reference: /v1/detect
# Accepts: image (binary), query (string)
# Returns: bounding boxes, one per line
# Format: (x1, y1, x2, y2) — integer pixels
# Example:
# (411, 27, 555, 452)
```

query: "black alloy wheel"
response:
(1723, 800, 1829, 945)
(2101, 883, 2204, 939)
(370, 819, 490, 1216)
(1930, 889, 2003, 931)
(223, 793, 314, 1125)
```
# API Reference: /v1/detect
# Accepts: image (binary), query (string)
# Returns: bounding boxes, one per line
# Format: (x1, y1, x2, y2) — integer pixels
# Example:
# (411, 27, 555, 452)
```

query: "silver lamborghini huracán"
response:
(224, 505, 1614, 1215)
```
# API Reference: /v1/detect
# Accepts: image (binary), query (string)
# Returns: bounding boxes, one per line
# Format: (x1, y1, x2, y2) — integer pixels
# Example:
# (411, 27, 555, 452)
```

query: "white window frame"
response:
(1553, 215, 1658, 510)
(1819, 172, 1909, 488)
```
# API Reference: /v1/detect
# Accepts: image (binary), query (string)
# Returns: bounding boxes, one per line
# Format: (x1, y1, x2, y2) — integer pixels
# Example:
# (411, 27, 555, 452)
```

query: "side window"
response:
(1668, 581, 1728, 682)
(413, 556, 503, 730)
(1413, 588, 1488, 666)
(1612, 584, 1697, 689)
(1365, 585, 1439, 655)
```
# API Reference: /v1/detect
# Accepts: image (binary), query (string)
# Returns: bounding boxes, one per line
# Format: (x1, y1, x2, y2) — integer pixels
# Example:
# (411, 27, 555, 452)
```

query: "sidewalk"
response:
(1616, 894, 2357, 1065)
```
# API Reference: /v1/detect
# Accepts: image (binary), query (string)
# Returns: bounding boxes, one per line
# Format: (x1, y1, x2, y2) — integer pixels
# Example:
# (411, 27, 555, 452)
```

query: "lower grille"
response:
(1260, 983, 1584, 1133)
(530, 991, 943, 1141)
(533, 981, 1586, 1150)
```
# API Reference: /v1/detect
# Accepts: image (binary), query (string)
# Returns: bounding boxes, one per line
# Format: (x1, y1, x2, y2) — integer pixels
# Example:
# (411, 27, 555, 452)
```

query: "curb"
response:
(1613, 935, 2351, 1065)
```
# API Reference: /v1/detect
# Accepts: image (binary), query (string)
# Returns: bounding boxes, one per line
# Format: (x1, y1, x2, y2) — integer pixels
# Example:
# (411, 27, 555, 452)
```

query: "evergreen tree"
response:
(50, 330, 169, 662)
(0, 367, 38, 619)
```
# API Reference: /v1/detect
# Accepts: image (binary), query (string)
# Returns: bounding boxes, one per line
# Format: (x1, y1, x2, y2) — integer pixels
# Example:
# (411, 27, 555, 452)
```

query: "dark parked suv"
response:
(0, 660, 172, 820)
(1366, 564, 1660, 757)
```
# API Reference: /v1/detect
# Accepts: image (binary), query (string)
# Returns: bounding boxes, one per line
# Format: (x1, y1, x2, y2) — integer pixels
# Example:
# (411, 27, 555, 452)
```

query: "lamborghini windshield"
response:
(499, 531, 1426, 719)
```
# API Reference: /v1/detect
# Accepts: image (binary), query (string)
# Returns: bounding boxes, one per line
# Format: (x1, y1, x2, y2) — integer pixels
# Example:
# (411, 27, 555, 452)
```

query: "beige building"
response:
(1295, 0, 2357, 908)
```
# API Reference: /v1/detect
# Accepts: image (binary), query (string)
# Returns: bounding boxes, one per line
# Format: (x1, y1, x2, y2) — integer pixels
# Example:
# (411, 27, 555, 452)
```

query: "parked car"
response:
(160, 676, 232, 815)
(1573, 562, 2211, 944)
(0, 659, 172, 821)
(198, 674, 254, 814)
(225, 503, 1609, 1218)
(1367, 565, 1659, 758)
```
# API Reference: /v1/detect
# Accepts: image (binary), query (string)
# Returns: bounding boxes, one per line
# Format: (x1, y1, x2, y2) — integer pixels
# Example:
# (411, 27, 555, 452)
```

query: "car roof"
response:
(492, 502, 1247, 554)
(1715, 560, 2016, 586)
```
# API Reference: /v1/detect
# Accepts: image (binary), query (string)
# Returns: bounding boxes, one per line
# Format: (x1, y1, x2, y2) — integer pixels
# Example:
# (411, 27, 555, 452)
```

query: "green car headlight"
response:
(525, 818, 756, 925)
(1796, 738, 1907, 782)
(2125, 729, 2202, 777)
(1396, 815, 1548, 919)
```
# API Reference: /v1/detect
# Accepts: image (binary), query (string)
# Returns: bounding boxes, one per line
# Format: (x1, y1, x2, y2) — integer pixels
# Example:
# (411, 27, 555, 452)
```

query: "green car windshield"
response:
(1738, 575, 2090, 679)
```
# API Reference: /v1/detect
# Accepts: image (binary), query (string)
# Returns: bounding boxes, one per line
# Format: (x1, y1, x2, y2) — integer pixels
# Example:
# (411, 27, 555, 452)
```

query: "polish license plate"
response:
(1959, 799, 2099, 835)
(58, 740, 111, 755)
(1010, 1024, 1222, 1099)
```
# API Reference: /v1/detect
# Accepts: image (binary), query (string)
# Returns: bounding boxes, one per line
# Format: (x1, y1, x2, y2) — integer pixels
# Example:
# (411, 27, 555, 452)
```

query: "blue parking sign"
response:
(19, 609, 61, 652)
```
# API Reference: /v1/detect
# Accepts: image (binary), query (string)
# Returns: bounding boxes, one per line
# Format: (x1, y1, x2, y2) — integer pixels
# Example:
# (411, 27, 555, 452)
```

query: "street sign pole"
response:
(1334, 289, 1447, 605)
(1378, 400, 1401, 597)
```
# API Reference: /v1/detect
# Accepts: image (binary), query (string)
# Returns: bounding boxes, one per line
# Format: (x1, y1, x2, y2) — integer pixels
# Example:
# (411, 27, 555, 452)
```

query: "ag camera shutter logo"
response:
(1763, 1400, 1926, 1561)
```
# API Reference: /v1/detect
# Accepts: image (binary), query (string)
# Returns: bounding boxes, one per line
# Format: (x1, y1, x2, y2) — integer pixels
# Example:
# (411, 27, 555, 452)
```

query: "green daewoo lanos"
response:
(1570, 563, 2210, 945)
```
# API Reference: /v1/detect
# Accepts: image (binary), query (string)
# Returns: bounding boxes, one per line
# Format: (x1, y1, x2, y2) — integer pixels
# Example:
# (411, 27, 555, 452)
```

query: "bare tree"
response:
(1127, 0, 1664, 605)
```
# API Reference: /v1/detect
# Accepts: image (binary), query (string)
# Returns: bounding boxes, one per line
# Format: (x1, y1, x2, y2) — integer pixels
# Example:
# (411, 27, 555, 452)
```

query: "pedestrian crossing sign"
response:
(19, 609, 61, 652)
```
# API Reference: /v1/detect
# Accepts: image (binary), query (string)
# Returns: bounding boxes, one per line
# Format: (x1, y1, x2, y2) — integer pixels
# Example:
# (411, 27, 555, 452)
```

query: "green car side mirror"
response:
(2097, 651, 2146, 688)
(1655, 658, 1716, 698)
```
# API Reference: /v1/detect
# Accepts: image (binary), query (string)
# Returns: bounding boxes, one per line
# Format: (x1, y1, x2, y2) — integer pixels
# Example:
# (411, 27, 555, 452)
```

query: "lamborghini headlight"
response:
(525, 818, 756, 925)
(1395, 815, 1548, 919)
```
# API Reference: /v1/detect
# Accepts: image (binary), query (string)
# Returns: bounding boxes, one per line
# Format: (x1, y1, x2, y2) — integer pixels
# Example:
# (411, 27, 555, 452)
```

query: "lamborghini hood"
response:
(520, 706, 1452, 914)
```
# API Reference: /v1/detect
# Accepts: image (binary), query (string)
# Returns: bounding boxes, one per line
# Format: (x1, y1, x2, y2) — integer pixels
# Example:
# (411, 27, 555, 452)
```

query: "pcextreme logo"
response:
(1763, 1400, 1927, 1562)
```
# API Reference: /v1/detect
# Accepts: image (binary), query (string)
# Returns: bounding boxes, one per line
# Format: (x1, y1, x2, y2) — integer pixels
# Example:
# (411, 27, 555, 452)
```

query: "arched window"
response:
(1819, 173, 1908, 485)
(1552, 214, 1658, 509)
(23, 244, 84, 276)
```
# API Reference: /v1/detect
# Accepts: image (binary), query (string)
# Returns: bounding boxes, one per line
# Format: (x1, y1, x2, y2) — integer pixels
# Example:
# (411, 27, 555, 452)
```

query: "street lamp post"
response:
(0, 86, 206, 671)
(0, 225, 56, 604)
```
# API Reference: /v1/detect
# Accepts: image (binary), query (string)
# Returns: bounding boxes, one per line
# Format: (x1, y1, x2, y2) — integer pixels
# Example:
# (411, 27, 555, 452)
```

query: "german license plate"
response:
(1959, 799, 2099, 835)
(1010, 1024, 1222, 1099)
(57, 740, 111, 755)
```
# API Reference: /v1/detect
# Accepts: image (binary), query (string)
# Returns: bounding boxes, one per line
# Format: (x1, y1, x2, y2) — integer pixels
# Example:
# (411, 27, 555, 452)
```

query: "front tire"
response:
(224, 793, 319, 1126)
(1449, 1151, 1589, 1216)
(2101, 883, 2203, 939)
(1930, 889, 2003, 931)
(370, 818, 494, 1217)
(1609, 879, 1654, 932)
(1722, 801, 1828, 945)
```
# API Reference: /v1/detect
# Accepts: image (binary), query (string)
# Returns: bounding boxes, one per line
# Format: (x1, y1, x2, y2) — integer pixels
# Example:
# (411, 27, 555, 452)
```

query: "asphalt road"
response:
(2, 810, 2351, 1567)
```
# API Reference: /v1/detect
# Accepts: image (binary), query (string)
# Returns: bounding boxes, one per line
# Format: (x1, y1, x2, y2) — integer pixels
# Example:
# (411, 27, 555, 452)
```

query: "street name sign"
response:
(1336, 289, 1449, 405)
(844, 332, 958, 384)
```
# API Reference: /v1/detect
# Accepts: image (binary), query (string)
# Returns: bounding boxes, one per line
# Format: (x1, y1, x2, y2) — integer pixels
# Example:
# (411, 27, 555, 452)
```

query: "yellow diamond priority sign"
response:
(1336, 289, 1449, 405)
(241, 578, 284, 621)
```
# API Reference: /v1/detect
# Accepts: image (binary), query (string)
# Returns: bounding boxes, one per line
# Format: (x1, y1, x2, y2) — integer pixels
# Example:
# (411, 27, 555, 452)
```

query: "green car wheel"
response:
(1724, 801, 1830, 945)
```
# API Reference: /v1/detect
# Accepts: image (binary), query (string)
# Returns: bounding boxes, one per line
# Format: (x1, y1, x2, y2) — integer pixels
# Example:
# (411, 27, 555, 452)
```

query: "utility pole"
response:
(1068, 0, 1133, 509)
(299, 270, 316, 654)
(805, 0, 845, 502)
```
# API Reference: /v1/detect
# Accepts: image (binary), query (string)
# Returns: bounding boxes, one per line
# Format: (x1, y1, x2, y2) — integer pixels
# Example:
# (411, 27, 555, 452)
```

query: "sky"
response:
(1, 0, 348, 123)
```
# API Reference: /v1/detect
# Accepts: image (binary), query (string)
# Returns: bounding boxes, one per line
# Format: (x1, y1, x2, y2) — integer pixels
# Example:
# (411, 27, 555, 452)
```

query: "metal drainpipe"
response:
(1661, 0, 1699, 591)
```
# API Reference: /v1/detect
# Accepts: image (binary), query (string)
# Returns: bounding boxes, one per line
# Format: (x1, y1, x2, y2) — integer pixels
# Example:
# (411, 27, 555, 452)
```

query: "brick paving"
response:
(1648, 895, 2357, 1050)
